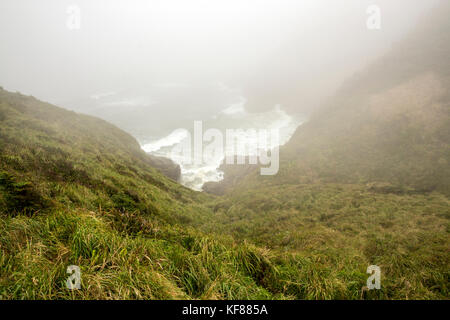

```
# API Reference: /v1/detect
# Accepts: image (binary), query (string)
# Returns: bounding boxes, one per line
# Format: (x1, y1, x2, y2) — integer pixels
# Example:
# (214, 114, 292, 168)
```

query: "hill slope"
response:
(283, 1, 449, 194)
(195, 1, 450, 300)
(0, 88, 290, 299)
(1, 3, 449, 300)
(205, 2, 450, 196)
(0, 87, 448, 299)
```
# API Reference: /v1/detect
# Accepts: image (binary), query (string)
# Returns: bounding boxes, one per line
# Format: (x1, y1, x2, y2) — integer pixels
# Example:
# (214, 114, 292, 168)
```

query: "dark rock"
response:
(146, 153, 181, 182)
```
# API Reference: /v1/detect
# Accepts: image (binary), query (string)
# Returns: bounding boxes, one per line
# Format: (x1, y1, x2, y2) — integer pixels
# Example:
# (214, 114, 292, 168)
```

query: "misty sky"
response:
(0, 0, 442, 137)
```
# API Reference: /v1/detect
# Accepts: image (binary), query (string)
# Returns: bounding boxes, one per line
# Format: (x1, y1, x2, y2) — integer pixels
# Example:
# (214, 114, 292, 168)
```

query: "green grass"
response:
(0, 57, 449, 300)
(0, 209, 282, 299)
(197, 183, 449, 299)
(0, 88, 286, 300)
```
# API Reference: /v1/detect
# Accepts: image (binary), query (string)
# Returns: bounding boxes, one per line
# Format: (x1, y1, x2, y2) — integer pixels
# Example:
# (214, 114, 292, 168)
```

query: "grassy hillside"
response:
(1, 86, 447, 300)
(196, 1, 450, 299)
(208, 3, 449, 194)
(0, 88, 284, 299)
(281, 2, 450, 195)
(207, 2, 450, 197)
(1, 3, 449, 300)
(199, 183, 449, 299)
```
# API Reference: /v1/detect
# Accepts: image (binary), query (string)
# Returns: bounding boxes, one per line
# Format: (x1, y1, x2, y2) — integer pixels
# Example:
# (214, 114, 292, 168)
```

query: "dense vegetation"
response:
(0, 86, 448, 299)
(0, 88, 294, 299)
(0, 3, 449, 300)
(201, 2, 450, 299)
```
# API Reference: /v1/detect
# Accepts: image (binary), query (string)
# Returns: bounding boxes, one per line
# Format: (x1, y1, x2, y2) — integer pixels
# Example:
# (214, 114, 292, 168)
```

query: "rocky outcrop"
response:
(202, 157, 260, 195)
(146, 154, 181, 182)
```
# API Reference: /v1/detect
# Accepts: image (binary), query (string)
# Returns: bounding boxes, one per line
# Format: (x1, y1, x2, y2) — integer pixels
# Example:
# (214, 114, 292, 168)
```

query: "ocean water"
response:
(141, 101, 303, 190)
(69, 84, 304, 191)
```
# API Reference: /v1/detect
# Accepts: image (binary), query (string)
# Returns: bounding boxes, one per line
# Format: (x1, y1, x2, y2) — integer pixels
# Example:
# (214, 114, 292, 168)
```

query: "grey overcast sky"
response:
(0, 0, 442, 118)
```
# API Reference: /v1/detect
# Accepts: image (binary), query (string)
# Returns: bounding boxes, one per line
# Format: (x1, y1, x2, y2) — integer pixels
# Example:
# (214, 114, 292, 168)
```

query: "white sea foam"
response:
(141, 103, 303, 191)
(221, 97, 246, 116)
(141, 129, 189, 153)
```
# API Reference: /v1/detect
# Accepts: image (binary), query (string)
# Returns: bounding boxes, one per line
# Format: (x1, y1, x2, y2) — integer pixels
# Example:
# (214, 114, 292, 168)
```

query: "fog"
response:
(0, 0, 441, 138)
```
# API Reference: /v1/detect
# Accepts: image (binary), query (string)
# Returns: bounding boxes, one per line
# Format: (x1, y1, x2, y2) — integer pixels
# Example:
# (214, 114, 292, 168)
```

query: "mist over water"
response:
(72, 81, 303, 190)
(1, 0, 439, 116)
(141, 99, 304, 190)
(0, 0, 441, 189)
